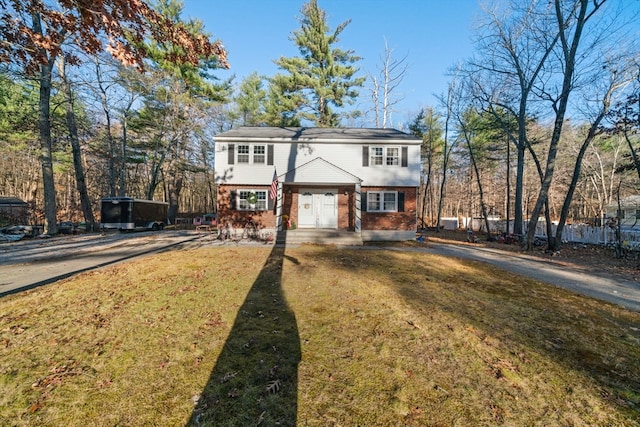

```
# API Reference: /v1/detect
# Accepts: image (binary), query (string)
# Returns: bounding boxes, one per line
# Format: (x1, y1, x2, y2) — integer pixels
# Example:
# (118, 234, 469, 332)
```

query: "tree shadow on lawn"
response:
(311, 246, 640, 418)
(188, 246, 301, 426)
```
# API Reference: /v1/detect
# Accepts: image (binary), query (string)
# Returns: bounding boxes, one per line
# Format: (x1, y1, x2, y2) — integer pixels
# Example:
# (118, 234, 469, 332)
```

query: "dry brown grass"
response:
(1, 245, 639, 426)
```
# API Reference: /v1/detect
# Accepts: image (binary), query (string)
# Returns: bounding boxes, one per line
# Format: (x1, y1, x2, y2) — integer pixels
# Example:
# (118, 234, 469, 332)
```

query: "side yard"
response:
(427, 229, 640, 283)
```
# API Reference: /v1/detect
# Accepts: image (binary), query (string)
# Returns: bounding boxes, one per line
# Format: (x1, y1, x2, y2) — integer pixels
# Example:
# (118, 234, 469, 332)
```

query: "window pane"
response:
(386, 147, 399, 166)
(368, 192, 381, 211)
(238, 190, 249, 209)
(256, 191, 267, 210)
(237, 145, 250, 163)
(383, 192, 397, 210)
(253, 145, 266, 164)
(371, 147, 383, 165)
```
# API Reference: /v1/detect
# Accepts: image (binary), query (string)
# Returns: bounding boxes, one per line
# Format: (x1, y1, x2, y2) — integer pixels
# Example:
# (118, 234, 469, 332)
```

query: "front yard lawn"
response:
(1, 245, 639, 426)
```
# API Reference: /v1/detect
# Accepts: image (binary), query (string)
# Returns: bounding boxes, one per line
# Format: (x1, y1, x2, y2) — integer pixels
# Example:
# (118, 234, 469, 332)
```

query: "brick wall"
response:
(217, 185, 277, 229)
(361, 187, 417, 231)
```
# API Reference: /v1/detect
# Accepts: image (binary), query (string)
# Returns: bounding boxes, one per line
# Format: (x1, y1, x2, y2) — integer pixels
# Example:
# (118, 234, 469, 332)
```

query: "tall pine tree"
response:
(270, 0, 364, 127)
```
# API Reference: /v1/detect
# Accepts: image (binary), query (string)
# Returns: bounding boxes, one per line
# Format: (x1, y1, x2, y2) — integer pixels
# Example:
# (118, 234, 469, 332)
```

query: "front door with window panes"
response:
(297, 189, 338, 229)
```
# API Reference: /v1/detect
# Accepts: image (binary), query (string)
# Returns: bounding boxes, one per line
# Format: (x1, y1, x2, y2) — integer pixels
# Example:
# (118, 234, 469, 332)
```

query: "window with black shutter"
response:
(267, 144, 274, 165)
(228, 144, 235, 165)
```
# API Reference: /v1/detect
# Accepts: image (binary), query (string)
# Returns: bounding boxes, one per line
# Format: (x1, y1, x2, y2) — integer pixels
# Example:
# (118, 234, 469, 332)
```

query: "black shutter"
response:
(398, 192, 405, 212)
(267, 144, 274, 165)
(268, 193, 274, 211)
(230, 190, 237, 210)
(401, 146, 408, 167)
(228, 144, 235, 165)
(361, 192, 367, 212)
(362, 146, 369, 167)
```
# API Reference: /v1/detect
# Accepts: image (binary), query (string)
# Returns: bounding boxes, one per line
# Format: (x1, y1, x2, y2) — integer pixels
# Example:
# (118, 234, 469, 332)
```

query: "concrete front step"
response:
(276, 229, 363, 246)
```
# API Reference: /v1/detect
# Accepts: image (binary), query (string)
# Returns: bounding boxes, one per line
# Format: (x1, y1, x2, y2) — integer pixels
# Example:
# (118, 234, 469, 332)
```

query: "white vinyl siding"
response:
(216, 140, 421, 187)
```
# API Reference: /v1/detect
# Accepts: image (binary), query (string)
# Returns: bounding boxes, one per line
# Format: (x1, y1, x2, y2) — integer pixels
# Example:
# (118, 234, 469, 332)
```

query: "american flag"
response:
(269, 169, 278, 200)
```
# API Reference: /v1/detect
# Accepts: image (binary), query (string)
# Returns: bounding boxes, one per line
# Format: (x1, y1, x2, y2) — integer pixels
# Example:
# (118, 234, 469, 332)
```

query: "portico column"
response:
(276, 181, 283, 231)
(355, 183, 361, 233)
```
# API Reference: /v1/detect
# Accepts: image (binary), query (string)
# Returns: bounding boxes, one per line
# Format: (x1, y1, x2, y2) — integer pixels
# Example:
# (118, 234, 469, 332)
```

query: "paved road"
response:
(0, 230, 202, 296)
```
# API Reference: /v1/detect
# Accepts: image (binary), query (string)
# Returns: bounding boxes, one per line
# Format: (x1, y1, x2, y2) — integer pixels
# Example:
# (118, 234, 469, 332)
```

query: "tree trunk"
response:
(33, 12, 58, 236)
(420, 155, 433, 228)
(506, 135, 511, 234)
(436, 151, 448, 233)
(553, 81, 616, 250)
(58, 58, 96, 231)
(119, 112, 128, 196)
(513, 121, 526, 237)
(146, 150, 166, 200)
(525, 0, 591, 249)
(94, 58, 120, 196)
(167, 171, 183, 224)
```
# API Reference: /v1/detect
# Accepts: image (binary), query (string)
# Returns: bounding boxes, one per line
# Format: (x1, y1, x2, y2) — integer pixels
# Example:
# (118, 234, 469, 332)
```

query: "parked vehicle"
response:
(100, 197, 168, 232)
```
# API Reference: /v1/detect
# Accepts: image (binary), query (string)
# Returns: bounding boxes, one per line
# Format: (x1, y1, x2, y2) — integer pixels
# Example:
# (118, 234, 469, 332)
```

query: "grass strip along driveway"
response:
(1, 245, 639, 426)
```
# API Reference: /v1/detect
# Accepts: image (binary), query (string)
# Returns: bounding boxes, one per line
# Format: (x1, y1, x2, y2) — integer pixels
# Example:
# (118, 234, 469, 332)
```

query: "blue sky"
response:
(182, 0, 482, 127)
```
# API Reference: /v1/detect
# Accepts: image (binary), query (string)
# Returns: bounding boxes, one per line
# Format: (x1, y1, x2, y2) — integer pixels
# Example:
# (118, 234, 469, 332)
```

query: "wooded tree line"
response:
(0, 0, 639, 252)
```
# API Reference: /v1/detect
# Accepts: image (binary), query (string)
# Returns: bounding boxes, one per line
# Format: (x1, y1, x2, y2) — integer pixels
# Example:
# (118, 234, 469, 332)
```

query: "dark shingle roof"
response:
(214, 126, 421, 143)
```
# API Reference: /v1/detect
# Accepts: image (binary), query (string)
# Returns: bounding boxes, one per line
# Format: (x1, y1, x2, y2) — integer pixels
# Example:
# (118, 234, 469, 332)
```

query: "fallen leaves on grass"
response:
(0, 245, 639, 426)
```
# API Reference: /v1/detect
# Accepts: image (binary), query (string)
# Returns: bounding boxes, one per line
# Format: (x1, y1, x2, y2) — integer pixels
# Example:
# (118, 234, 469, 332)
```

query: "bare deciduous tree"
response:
(367, 38, 408, 128)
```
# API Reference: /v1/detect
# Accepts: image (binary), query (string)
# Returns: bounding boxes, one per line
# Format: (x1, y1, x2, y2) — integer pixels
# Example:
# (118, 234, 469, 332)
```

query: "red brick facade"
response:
(218, 184, 417, 233)
(361, 187, 417, 231)
(216, 185, 277, 229)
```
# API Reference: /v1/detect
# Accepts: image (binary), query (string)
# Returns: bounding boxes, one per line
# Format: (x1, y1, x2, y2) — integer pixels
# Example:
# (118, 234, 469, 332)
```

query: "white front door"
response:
(298, 192, 315, 228)
(297, 189, 338, 229)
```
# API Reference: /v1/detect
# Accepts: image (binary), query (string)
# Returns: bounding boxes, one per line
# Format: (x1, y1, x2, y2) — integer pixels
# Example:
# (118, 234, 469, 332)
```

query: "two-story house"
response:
(214, 127, 422, 242)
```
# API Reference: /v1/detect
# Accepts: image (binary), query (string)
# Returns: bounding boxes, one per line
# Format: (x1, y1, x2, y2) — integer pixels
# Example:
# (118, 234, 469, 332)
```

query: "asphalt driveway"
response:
(2, 232, 639, 313)
(386, 243, 640, 313)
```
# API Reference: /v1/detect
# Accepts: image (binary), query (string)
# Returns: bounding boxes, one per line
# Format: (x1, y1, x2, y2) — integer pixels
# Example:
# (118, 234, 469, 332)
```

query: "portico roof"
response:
(282, 157, 362, 185)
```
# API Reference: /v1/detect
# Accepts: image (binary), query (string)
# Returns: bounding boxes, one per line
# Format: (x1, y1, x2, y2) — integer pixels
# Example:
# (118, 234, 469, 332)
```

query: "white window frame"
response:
(370, 147, 384, 166)
(237, 190, 268, 211)
(385, 147, 400, 166)
(237, 144, 266, 164)
(370, 146, 400, 167)
(367, 191, 398, 212)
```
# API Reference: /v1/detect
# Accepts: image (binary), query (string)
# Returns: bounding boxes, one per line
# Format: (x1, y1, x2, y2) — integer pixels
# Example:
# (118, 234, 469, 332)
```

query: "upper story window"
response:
(363, 146, 408, 167)
(237, 144, 265, 164)
(385, 147, 399, 165)
(227, 144, 273, 165)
